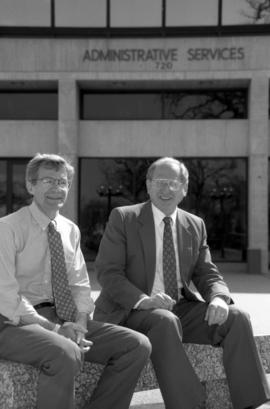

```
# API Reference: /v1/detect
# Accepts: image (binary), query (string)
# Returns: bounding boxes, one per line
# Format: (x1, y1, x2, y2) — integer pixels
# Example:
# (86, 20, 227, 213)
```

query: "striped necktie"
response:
(163, 216, 178, 300)
(47, 221, 77, 321)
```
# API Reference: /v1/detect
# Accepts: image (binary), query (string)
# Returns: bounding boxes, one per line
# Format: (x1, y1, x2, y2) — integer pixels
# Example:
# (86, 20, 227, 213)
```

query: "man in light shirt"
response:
(94, 156, 270, 409)
(0, 153, 151, 409)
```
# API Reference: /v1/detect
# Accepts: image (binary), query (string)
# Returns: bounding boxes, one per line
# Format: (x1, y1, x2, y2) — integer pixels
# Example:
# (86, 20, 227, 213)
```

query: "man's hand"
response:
(58, 322, 92, 353)
(138, 293, 176, 311)
(75, 333, 93, 353)
(58, 322, 77, 341)
(205, 296, 229, 326)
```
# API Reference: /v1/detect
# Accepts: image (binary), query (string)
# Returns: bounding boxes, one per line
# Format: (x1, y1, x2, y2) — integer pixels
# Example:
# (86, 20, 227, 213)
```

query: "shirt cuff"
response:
(133, 296, 150, 309)
(212, 294, 231, 304)
(12, 296, 39, 324)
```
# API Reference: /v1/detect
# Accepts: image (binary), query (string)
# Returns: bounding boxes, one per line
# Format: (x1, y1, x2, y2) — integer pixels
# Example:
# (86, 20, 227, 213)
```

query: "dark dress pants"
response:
(0, 310, 151, 409)
(126, 299, 270, 409)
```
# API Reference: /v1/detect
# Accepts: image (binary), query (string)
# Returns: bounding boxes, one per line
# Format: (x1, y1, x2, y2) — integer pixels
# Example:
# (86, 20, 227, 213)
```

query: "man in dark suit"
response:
(94, 157, 270, 409)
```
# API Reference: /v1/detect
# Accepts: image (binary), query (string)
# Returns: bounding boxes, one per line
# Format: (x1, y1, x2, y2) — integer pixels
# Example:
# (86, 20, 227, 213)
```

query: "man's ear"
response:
(182, 182, 188, 197)
(26, 180, 34, 195)
(146, 179, 151, 194)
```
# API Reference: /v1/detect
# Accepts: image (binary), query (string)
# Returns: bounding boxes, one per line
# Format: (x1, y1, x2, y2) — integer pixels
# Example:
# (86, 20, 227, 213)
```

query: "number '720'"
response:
(155, 61, 173, 70)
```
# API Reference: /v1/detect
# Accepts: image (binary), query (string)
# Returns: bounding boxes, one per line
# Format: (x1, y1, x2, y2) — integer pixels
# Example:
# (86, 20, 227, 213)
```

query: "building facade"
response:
(0, 0, 269, 274)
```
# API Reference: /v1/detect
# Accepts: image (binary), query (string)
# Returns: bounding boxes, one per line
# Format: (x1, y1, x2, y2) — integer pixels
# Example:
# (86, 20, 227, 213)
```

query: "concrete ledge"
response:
(130, 389, 164, 409)
(0, 336, 269, 409)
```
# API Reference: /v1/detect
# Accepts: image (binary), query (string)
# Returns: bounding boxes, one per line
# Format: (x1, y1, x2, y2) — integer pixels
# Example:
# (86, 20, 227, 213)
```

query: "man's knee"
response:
(148, 309, 183, 339)
(135, 332, 152, 360)
(121, 328, 152, 362)
(41, 337, 82, 376)
(228, 305, 252, 331)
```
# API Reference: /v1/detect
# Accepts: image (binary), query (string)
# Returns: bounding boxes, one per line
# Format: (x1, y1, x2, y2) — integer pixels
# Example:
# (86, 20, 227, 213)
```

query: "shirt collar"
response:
(151, 203, 178, 227)
(29, 201, 59, 231)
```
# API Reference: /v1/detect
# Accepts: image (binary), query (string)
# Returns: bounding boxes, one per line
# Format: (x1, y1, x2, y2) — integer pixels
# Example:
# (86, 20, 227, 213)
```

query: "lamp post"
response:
(210, 186, 234, 258)
(97, 184, 123, 220)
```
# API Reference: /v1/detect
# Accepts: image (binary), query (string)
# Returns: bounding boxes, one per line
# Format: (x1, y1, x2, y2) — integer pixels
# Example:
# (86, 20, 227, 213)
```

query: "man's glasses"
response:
(151, 179, 183, 191)
(32, 177, 70, 188)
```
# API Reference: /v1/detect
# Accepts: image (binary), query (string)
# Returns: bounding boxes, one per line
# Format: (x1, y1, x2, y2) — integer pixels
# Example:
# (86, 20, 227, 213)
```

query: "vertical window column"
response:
(248, 75, 269, 274)
(58, 79, 79, 222)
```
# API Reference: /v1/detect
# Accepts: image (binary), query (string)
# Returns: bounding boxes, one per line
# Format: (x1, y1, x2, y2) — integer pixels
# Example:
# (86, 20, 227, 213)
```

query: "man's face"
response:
(26, 165, 69, 218)
(146, 162, 187, 216)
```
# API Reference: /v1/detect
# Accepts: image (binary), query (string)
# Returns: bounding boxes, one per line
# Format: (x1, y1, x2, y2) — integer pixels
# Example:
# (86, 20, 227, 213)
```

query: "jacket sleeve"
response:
(190, 217, 232, 303)
(95, 208, 148, 311)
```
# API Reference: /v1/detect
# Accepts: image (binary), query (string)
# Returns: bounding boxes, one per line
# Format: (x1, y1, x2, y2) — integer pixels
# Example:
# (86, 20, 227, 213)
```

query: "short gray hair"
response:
(26, 153, 75, 184)
(146, 157, 189, 184)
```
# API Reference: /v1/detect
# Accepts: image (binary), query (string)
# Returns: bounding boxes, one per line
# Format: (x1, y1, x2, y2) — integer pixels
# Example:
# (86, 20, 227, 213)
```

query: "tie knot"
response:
(48, 221, 57, 234)
(163, 216, 172, 226)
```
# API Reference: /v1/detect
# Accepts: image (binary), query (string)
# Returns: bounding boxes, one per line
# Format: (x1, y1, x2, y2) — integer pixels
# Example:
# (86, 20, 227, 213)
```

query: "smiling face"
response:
(26, 165, 69, 219)
(146, 160, 188, 216)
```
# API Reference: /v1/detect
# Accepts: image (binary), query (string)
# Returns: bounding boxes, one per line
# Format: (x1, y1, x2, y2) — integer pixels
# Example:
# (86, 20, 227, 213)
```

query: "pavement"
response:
(87, 263, 270, 408)
(222, 271, 270, 336)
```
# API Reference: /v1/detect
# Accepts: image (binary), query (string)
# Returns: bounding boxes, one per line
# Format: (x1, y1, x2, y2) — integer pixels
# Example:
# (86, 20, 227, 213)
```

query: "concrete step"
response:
(130, 374, 270, 409)
(1, 336, 269, 408)
(130, 389, 164, 409)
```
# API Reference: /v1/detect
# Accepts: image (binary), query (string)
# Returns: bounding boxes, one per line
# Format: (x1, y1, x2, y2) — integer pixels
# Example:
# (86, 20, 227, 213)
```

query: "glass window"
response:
(0, 0, 51, 27)
(111, 0, 162, 27)
(222, 0, 270, 25)
(12, 162, 32, 211)
(163, 90, 247, 119)
(81, 90, 247, 120)
(166, 0, 218, 27)
(81, 93, 162, 120)
(55, 0, 106, 27)
(0, 159, 31, 217)
(0, 92, 58, 120)
(181, 158, 247, 263)
(79, 158, 247, 263)
(0, 161, 7, 217)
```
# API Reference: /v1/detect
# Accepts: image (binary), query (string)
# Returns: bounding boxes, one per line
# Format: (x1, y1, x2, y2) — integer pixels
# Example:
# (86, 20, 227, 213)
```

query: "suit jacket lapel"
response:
(176, 209, 193, 284)
(138, 202, 156, 294)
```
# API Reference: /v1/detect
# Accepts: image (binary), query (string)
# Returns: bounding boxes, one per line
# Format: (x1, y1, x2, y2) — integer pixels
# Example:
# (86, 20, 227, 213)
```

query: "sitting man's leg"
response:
(175, 299, 270, 409)
(126, 308, 205, 409)
(83, 319, 151, 409)
(0, 322, 82, 409)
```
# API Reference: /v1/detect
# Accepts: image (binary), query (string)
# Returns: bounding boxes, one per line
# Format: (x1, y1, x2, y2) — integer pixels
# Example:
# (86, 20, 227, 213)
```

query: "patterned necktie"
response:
(47, 221, 77, 322)
(163, 216, 178, 300)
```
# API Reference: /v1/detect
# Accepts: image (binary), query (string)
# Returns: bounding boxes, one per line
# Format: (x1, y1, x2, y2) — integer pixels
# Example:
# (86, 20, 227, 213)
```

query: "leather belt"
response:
(34, 302, 55, 310)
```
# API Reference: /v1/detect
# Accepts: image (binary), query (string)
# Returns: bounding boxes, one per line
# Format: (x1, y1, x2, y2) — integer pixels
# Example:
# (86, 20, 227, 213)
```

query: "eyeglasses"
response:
(151, 178, 183, 191)
(32, 177, 70, 188)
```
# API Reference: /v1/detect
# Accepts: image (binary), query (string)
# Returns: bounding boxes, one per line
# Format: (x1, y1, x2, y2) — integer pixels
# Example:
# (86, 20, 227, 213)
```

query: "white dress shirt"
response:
(0, 202, 94, 324)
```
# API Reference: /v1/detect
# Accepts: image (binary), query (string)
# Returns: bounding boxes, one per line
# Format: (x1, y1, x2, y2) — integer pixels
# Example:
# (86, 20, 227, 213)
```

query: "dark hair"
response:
(146, 157, 189, 184)
(26, 153, 75, 184)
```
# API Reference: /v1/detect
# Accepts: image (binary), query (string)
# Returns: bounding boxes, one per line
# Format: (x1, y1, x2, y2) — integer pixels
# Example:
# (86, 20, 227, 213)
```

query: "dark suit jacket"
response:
(94, 201, 231, 324)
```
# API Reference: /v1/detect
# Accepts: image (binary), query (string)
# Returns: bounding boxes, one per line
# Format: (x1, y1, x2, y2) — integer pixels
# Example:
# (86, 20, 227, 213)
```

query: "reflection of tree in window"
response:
(0, 187, 6, 216)
(163, 90, 247, 119)
(110, 159, 152, 203)
(80, 158, 152, 259)
(0, 161, 7, 217)
(181, 159, 247, 261)
(12, 181, 31, 212)
(242, 0, 270, 24)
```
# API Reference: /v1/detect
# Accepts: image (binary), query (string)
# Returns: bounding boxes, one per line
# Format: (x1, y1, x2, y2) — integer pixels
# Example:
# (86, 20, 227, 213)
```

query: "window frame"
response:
(0, 0, 270, 37)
